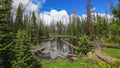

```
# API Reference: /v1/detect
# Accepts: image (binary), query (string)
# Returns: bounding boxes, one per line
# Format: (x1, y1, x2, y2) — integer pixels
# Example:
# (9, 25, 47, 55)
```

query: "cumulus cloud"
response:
(40, 10, 69, 25)
(12, 0, 46, 19)
(79, 13, 113, 22)
(11, 0, 112, 25)
(39, 11, 112, 25)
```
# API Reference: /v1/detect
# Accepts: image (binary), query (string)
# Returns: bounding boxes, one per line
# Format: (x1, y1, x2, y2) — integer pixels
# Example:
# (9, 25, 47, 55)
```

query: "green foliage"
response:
(110, 23, 120, 35)
(67, 22, 74, 36)
(56, 21, 64, 35)
(103, 48, 120, 59)
(111, 0, 120, 24)
(93, 14, 107, 37)
(30, 11, 38, 42)
(11, 30, 41, 68)
(78, 35, 93, 55)
(76, 17, 82, 36)
(41, 57, 111, 68)
(112, 61, 120, 68)
(30, 44, 41, 50)
(0, 0, 14, 67)
(109, 36, 120, 46)
(15, 4, 23, 30)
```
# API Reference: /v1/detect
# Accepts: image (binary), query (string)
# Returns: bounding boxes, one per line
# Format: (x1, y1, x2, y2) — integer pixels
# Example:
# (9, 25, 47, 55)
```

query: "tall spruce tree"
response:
(112, 0, 120, 24)
(15, 3, 23, 30)
(0, 0, 14, 67)
(30, 11, 37, 42)
(11, 29, 41, 68)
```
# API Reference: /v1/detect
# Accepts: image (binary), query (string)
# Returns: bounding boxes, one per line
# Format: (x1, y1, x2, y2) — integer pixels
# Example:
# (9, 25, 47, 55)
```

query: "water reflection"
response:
(40, 40, 70, 59)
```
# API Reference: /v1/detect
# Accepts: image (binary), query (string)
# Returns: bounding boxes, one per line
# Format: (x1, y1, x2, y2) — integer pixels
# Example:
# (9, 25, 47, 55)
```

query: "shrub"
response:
(78, 35, 93, 56)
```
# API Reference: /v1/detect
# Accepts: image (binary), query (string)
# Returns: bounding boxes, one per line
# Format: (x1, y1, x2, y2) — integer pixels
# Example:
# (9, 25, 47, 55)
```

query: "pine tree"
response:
(76, 17, 82, 36)
(11, 30, 41, 68)
(30, 11, 37, 42)
(0, 0, 14, 67)
(56, 21, 64, 35)
(112, 0, 120, 24)
(93, 14, 106, 37)
(15, 3, 23, 30)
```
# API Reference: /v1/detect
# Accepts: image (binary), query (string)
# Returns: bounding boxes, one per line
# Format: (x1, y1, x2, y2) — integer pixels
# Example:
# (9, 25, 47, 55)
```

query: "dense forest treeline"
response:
(0, 0, 120, 68)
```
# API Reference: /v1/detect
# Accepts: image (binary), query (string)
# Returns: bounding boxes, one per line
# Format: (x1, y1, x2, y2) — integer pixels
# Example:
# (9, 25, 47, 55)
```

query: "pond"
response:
(39, 39, 71, 59)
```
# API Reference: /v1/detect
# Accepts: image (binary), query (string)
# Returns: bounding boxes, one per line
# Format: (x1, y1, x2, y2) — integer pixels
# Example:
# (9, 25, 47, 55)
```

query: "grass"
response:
(103, 42, 119, 47)
(30, 45, 41, 50)
(40, 48, 120, 68)
(103, 48, 120, 59)
(37, 45, 120, 68)
(101, 37, 120, 46)
(40, 56, 111, 68)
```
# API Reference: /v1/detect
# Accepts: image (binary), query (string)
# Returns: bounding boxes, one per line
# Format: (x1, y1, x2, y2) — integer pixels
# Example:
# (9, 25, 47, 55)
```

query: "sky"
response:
(12, 0, 118, 25)
(37, 0, 117, 15)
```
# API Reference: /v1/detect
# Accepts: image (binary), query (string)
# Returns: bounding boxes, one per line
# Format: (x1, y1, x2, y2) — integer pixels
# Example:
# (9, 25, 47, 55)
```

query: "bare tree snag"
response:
(86, 0, 92, 35)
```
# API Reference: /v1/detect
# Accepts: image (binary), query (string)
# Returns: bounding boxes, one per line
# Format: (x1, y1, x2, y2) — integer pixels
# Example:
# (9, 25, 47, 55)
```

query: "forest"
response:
(0, 0, 120, 68)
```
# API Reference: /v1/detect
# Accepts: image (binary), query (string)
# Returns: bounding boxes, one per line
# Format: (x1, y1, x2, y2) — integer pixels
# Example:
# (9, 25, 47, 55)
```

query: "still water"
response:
(40, 40, 71, 59)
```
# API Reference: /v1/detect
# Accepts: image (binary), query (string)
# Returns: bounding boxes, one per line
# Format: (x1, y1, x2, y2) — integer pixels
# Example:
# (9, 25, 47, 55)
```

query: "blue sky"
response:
(36, 0, 118, 15)
(12, 0, 117, 25)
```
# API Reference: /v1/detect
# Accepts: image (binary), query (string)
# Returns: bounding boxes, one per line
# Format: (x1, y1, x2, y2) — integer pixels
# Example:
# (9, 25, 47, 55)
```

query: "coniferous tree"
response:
(105, 8, 110, 37)
(56, 21, 64, 35)
(0, 0, 14, 67)
(76, 17, 82, 36)
(15, 3, 23, 30)
(30, 11, 37, 42)
(112, 0, 120, 24)
(93, 14, 106, 37)
(11, 29, 41, 68)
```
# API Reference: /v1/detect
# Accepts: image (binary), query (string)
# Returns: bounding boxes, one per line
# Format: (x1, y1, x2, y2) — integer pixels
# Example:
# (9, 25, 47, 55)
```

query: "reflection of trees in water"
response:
(39, 40, 71, 59)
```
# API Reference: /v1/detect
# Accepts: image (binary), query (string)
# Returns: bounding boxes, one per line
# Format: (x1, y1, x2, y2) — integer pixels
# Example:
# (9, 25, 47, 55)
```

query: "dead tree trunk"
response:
(92, 40, 115, 64)
(86, 0, 92, 35)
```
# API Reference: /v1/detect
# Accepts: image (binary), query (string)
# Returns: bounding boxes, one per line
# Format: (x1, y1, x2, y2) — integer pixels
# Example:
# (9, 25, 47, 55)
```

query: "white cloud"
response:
(92, 7, 96, 11)
(39, 11, 112, 25)
(12, 0, 69, 25)
(12, 0, 46, 19)
(11, 0, 112, 25)
(40, 10, 69, 25)
(79, 13, 113, 22)
(31, 0, 46, 8)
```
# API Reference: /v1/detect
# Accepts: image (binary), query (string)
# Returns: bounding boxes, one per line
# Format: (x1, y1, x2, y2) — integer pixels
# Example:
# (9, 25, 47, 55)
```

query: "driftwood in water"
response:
(31, 47, 47, 58)
(61, 39, 79, 50)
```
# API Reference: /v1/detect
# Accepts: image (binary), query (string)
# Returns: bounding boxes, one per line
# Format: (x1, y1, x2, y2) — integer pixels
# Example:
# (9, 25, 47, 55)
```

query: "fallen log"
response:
(67, 54, 78, 61)
(103, 45, 120, 49)
(93, 51, 115, 64)
(93, 39, 116, 64)
(61, 39, 79, 50)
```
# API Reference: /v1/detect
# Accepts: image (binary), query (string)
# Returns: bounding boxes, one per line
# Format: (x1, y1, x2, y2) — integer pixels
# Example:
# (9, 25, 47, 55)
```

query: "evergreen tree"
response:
(15, 3, 23, 30)
(76, 17, 82, 36)
(11, 30, 41, 68)
(30, 11, 37, 42)
(0, 0, 14, 67)
(93, 14, 107, 37)
(78, 35, 93, 55)
(56, 21, 64, 35)
(112, 0, 120, 24)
